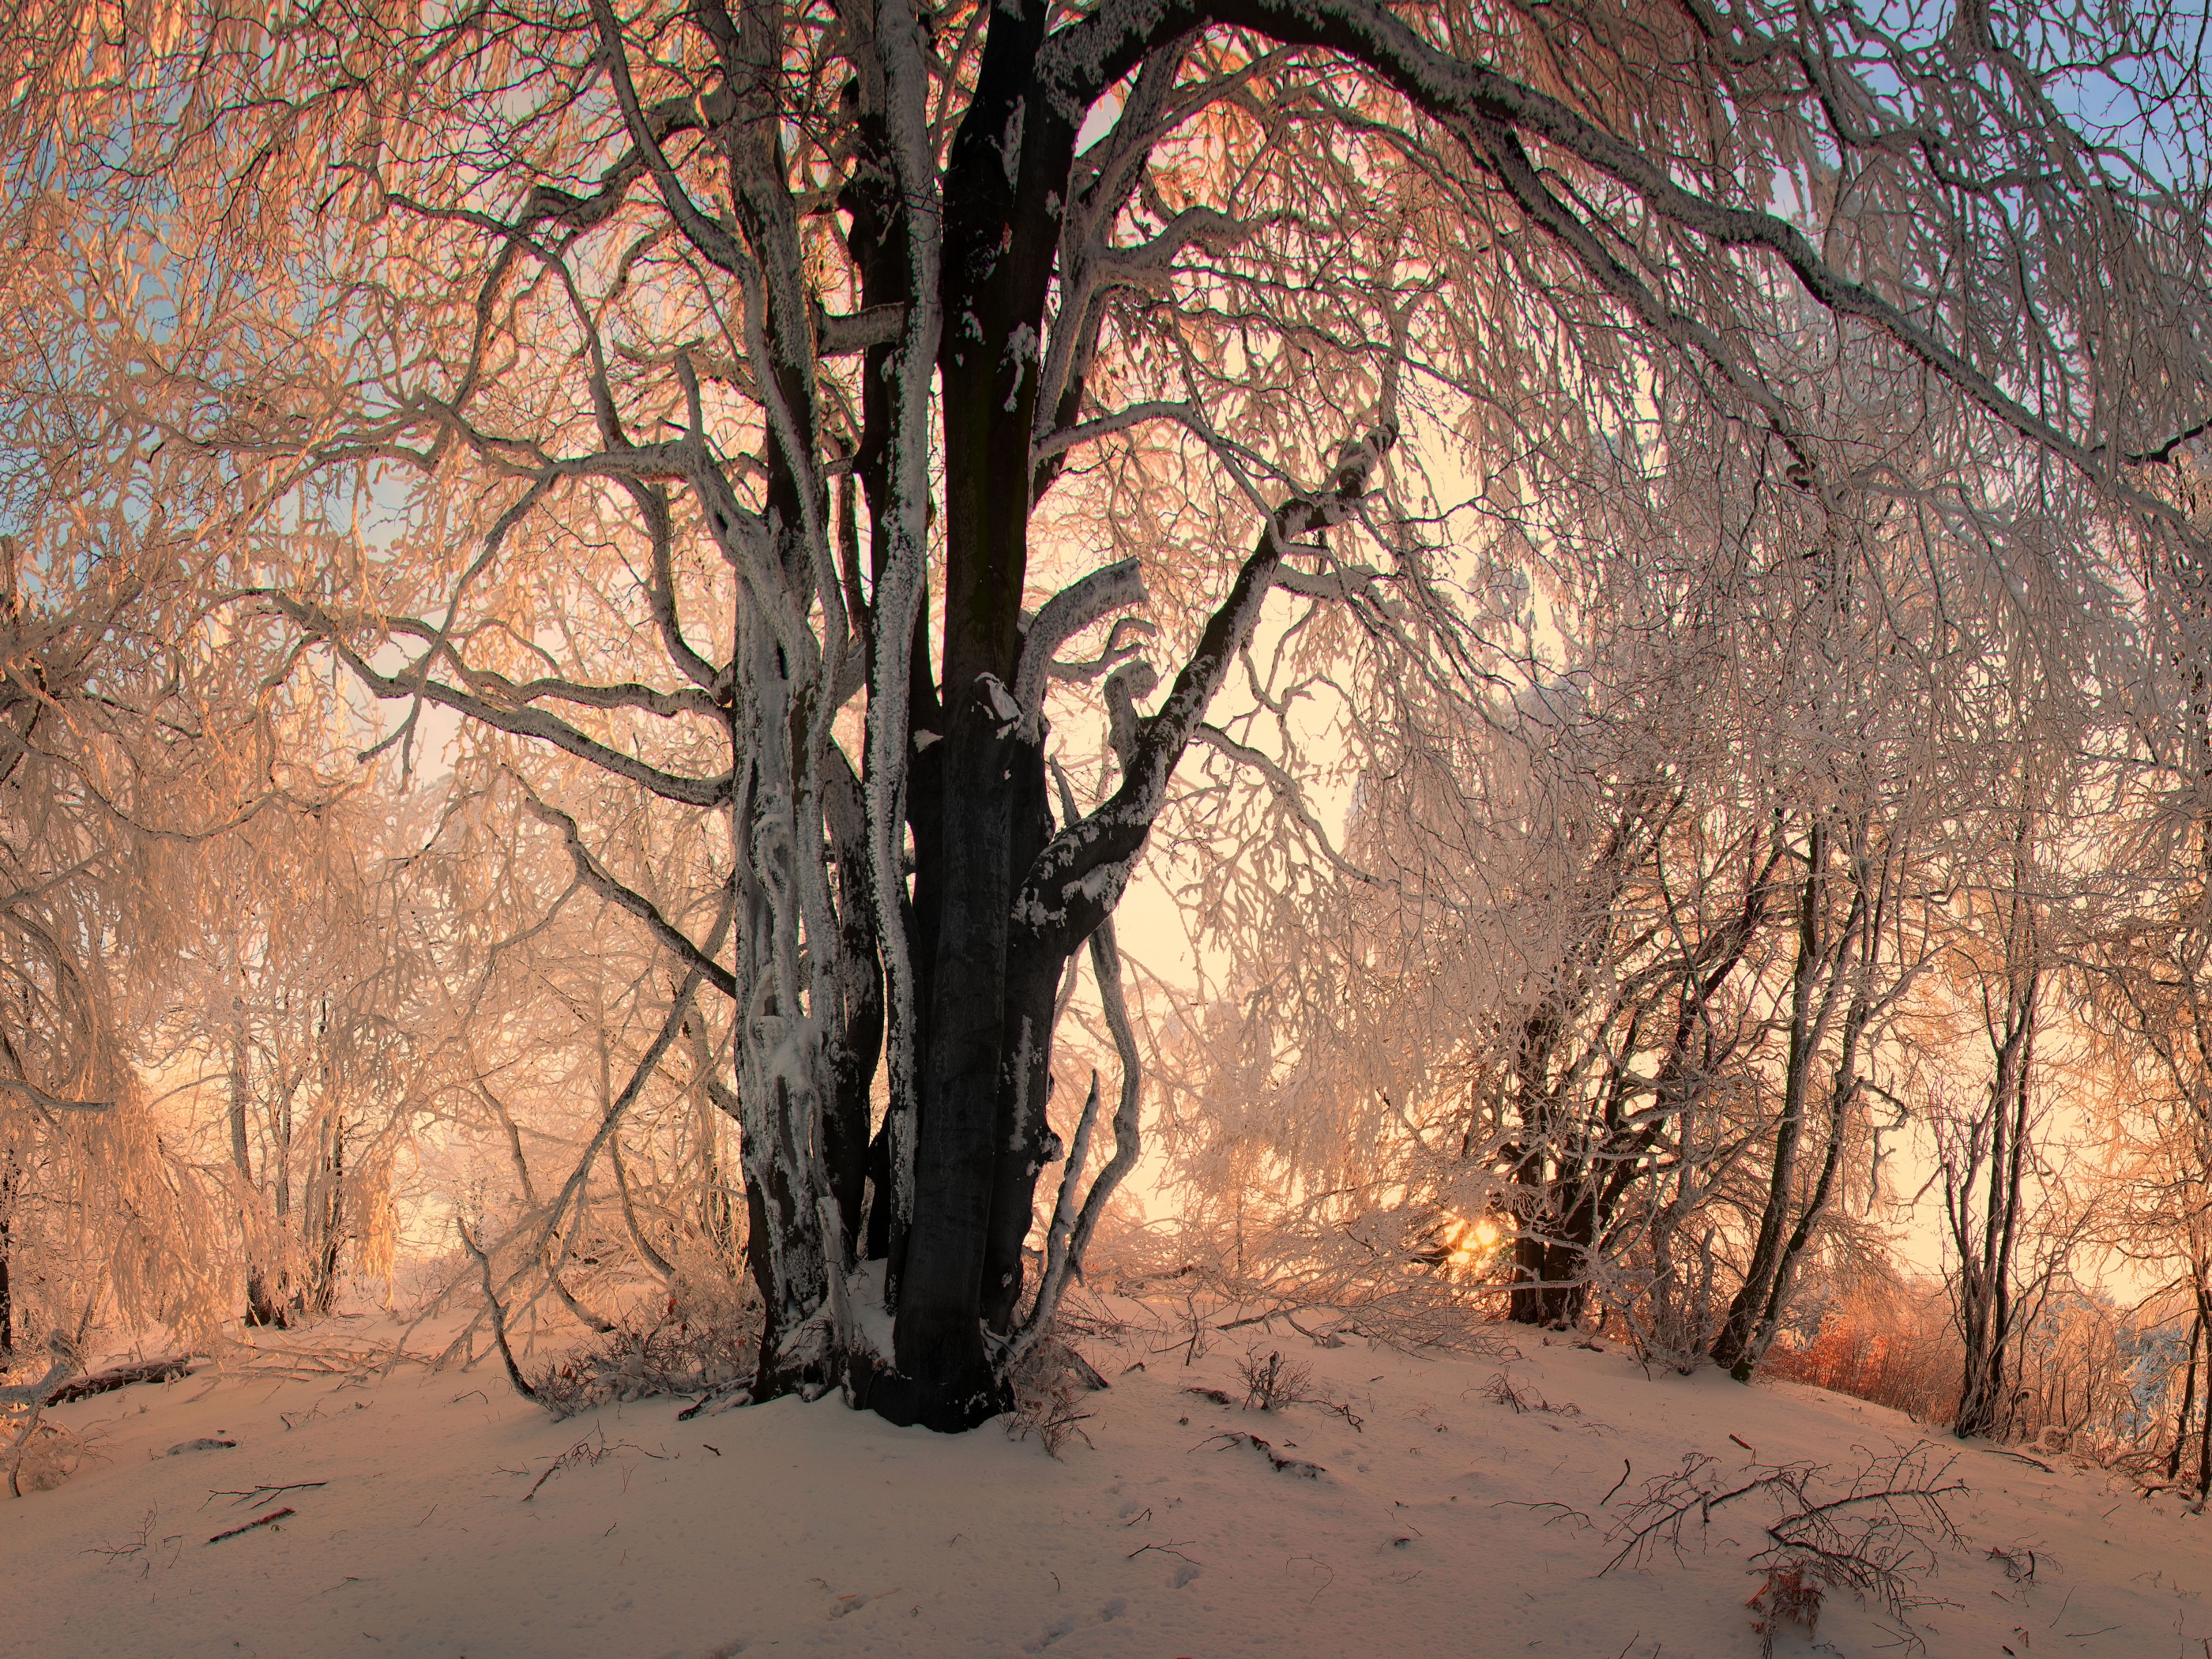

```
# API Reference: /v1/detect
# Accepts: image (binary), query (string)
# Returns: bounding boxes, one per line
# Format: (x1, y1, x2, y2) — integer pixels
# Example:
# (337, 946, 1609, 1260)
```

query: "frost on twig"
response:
(1004, 1336, 1102, 1458)
(1235, 1348, 1364, 1429)
(1603, 1441, 1966, 1649)
(533, 1282, 760, 1421)
(1480, 1371, 1580, 1417)
(2, 1331, 82, 1498)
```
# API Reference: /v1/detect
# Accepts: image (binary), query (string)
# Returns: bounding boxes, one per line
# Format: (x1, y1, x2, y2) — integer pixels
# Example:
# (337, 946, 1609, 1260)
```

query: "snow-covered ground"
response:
(5, 1315, 2206, 1657)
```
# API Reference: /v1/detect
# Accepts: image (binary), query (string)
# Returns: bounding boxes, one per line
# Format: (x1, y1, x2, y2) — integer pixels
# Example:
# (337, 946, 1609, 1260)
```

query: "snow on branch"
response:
(1014, 558, 1148, 740)
(1048, 616, 1157, 686)
(1272, 562, 1380, 603)
(817, 303, 908, 356)
(369, 616, 722, 721)
(588, 1, 753, 282)
(0, 1075, 111, 1114)
(1030, 400, 1201, 470)
(1191, 722, 1375, 886)
(0, 1334, 78, 1410)
(1042, 0, 2211, 507)
(1013, 422, 1397, 956)
(1015, 909, 1146, 1363)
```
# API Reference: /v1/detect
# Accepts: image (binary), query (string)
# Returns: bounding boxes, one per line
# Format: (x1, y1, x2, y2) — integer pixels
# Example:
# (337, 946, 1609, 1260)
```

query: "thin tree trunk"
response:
(1954, 864, 2038, 1439)
(2198, 1284, 2212, 1499)
(229, 1023, 283, 1330)
(0, 1151, 15, 1356)
(1739, 995, 1871, 1380)
(310, 1114, 343, 1315)
(1714, 832, 1826, 1371)
(2170, 1311, 2201, 1484)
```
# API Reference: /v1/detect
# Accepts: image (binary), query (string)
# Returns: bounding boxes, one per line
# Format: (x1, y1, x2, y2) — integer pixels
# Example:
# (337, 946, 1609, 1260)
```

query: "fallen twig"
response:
(1197, 1430, 1325, 1477)
(1605, 1441, 1966, 1635)
(520, 1426, 664, 1501)
(1127, 1540, 1201, 1562)
(203, 1481, 328, 1511)
(1977, 1447, 2053, 1473)
(1483, 1371, 1580, 1417)
(207, 1507, 293, 1544)
(1602, 1458, 1633, 1507)
(1491, 1498, 1595, 1530)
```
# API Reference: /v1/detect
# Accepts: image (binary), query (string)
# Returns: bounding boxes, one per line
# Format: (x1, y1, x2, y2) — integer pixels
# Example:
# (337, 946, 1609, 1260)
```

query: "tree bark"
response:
(0, 1151, 15, 1356)
(877, 683, 1028, 1429)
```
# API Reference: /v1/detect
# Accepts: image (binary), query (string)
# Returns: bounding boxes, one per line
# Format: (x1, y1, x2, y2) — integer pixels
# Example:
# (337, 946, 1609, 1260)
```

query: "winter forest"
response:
(11, 2, 2212, 1654)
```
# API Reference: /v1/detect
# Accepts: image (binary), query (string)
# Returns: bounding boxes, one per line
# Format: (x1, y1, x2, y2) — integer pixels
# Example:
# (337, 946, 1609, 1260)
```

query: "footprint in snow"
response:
(1023, 1597, 1131, 1650)
(1022, 1612, 1078, 1651)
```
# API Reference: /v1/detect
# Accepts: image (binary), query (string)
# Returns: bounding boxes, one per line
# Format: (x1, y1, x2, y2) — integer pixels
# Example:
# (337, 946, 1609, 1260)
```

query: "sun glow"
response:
(1446, 1216, 1504, 1267)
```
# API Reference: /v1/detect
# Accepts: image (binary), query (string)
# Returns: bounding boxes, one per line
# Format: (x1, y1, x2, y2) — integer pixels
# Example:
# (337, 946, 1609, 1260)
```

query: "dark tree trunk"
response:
(1953, 856, 2038, 1440)
(0, 1150, 15, 1356)
(878, 685, 1026, 1429)
(1508, 1165, 1595, 1329)
(2198, 1284, 2212, 1498)
(620, 0, 1382, 1431)
(1506, 1005, 1567, 1326)
(865, 0, 1086, 1426)
(824, 755, 884, 1264)
(1714, 834, 1831, 1376)
(981, 728, 1071, 1335)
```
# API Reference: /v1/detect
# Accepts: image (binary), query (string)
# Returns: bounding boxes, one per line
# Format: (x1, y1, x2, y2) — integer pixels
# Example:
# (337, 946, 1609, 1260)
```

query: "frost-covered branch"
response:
(1014, 558, 1147, 739)
(1015, 423, 1395, 956)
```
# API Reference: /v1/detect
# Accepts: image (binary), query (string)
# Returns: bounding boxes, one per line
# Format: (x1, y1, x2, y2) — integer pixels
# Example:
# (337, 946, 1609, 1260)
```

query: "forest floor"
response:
(3, 1307, 2207, 1658)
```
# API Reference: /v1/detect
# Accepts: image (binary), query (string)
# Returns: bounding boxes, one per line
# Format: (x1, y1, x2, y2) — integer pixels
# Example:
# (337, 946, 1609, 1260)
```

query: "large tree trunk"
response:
(876, 686, 1027, 1428)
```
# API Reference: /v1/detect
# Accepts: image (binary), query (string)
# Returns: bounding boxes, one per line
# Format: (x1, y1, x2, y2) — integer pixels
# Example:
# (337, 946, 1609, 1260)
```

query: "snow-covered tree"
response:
(13, 0, 2212, 1428)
